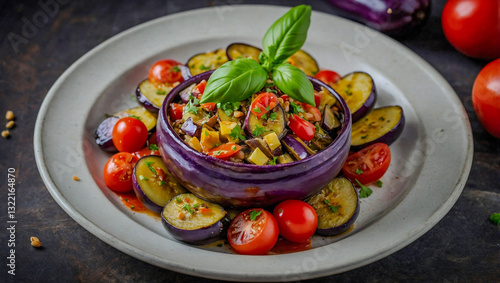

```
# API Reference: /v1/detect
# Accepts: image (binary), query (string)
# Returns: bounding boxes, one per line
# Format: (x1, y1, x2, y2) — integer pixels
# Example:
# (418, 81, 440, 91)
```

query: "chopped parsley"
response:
(264, 81, 275, 88)
(232, 145, 237, 150)
(345, 85, 353, 96)
(324, 199, 339, 212)
(253, 107, 262, 113)
(149, 144, 159, 151)
(172, 65, 180, 72)
(252, 125, 266, 137)
(290, 101, 304, 114)
(204, 130, 209, 137)
(199, 64, 212, 71)
(217, 101, 240, 116)
(175, 197, 182, 203)
(315, 124, 320, 132)
(212, 150, 223, 156)
(356, 179, 373, 198)
(184, 100, 199, 114)
(269, 112, 277, 120)
(266, 87, 277, 94)
(139, 175, 149, 181)
(159, 181, 166, 186)
(156, 89, 167, 95)
(375, 180, 383, 187)
(128, 114, 142, 121)
(261, 113, 268, 120)
(145, 161, 157, 175)
(229, 125, 246, 141)
(268, 156, 278, 165)
(130, 205, 135, 210)
(355, 168, 363, 175)
(249, 210, 262, 221)
(183, 204, 193, 214)
(490, 213, 500, 225)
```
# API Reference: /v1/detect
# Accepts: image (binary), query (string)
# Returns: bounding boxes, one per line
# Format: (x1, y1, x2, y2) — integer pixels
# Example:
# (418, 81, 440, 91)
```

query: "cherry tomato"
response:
(103, 152, 139, 192)
(342, 143, 391, 185)
(250, 92, 278, 119)
(149, 59, 184, 84)
(314, 70, 341, 86)
(193, 80, 207, 98)
(207, 142, 241, 160)
(112, 117, 149, 152)
(227, 208, 279, 255)
(132, 145, 160, 159)
(201, 102, 216, 112)
(288, 114, 315, 141)
(472, 58, 500, 138)
(169, 103, 185, 121)
(273, 200, 318, 243)
(442, 0, 500, 59)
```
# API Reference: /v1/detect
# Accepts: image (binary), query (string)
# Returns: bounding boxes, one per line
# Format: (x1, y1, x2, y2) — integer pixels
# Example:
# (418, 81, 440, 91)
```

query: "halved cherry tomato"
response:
(227, 208, 279, 255)
(193, 80, 207, 97)
(250, 92, 278, 119)
(112, 117, 149, 152)
(342, 143, 391, 185)
(207, 142, 241, 160)
(273, 200, 317, 243)
(314, 70, 341, 86)
(314, 91, 321, 107)
(133, 145, 160, 159)
(302, 103, 321, 122)
(103, 152, 139, 192)
(169, 103, 185, 121)
(149, 59, 184, 85)
(288, 114, 315, 141)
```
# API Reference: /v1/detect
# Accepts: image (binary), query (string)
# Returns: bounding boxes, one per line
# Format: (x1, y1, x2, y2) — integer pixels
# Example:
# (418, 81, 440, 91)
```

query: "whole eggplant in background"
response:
(329, 0, 431, 37)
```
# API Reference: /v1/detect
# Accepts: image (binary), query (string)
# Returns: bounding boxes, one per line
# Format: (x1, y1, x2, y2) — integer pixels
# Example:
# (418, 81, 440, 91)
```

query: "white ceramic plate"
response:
(34, 5, 473, 282)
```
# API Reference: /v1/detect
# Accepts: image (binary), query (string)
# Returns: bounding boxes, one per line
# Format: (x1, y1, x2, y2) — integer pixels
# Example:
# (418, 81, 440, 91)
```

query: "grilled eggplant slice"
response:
(332, 72, 376, 122)
(244, 104, 286, 138)
(136, 79, 173, 113)
(186, 49, 228, 76)
(287, 50, 319, 76)
(226, 42, 262, 62)
(307, 177, 359, 236)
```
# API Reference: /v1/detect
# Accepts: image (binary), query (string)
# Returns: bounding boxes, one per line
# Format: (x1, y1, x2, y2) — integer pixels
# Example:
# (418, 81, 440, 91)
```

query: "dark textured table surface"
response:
(1, 0, 499, 282)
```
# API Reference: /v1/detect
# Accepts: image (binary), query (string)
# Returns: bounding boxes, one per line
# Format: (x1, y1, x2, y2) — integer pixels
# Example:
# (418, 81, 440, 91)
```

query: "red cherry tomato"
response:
(112, 117, 149, 152)
(472, 58, 500, 138)
(132, 145, 160, 159)
(169, 103, 185, 121)
(314, 70, 342, 86)
(193, 80, 207, 98)
(250, 92, 278, 119)
(149, 59, 184, 84)
(207, 143, 241, 160)
(227, 208, 279, 255)
(273, 200, 318, 243)
(288, 114, 315, 141)
(314, 91, 321, 107)
(442, 0, 500, 59)
(103, 152, 139, 192)
(342, 143, 391, 185)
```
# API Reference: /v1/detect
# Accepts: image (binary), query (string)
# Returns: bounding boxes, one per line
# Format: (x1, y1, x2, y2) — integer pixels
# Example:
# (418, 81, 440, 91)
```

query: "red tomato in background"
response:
(472, 58, 500, 138)
(273, 200, 318, 243)
(314, 70, 341, 86)
(149, 59, 184, 84)
(103, 152, 139, 192)
(342, 143, 391, 185)
(227, 208, 279, 255)
(288, 114, 315, 141)
(442, 0, 500, 59)
(112, 117, 149, 152)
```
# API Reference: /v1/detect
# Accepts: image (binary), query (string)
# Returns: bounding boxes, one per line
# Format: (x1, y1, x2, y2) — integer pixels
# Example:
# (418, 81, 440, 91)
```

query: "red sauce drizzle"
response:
(114, 191, 160, 219)
(269, 237, 312, 254)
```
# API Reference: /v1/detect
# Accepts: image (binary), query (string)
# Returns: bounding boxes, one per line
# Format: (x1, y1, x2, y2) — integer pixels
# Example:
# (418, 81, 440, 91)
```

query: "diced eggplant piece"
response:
(95, 116, 119, 153)
(351, 105, 405, 151)
(182, 107, 211, 125)
(245, 138, 274, 159)
(179, 83, 197, 103)
(307, 177, 359, 236)
(281, 134, 316, 160)
(136, 79, 173, 113)
(332, 72, 377, 122)
(317, 87, 338, 113)
(287, 50, 319, 76)
(244, 104, 286, 139)
(180, 117, 201, 138)
(186, 49, 228, 76)
(114, 106, 157, 132)
(246, 147, 270, 165)
(263, 132, 283, 156)
(226, 42, 262, 62)
(277, 153, 294, 164)
(132, 155, 187, 213)
(322, 106, 341, 132)
(161, 193, 230, 244)
(310, 125, 334, 151)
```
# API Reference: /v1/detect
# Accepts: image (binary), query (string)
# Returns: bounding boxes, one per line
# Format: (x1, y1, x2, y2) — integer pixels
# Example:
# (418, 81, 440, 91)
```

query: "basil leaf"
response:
(262, 5, 311, 66)
(200, 58, 267, 103)
(271, 63, 314, 106)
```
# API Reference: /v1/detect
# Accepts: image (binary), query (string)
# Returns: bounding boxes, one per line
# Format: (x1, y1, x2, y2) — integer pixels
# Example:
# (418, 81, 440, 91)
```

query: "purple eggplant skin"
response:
(243, 104, 287, 139)
(161, 195, 230, 244)
(281, 134, 315, 160)
(95, 116, 119, 153)
(329, 0, 431, 37)
(135, 79, 161, 113)
(334, 71, 377, 123)
(157, 71, 352, 208)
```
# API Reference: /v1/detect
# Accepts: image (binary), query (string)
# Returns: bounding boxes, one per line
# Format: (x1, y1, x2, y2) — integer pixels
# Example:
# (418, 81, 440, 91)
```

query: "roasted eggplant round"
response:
(226, 43, 262, 62)
(156, 71, 352, 208)
(351, 105, 405, 151)
(132, 155, 186, 213)
(307, 177, 359, 236)
(161, 193, 230, 244)
(186, 49, 228, 76)
(136, 79, 172, 113)
(332, 72, 377, 122)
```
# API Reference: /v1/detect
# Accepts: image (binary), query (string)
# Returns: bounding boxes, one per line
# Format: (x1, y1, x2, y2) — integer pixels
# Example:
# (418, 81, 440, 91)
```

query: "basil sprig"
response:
(201, 5, 314, 106)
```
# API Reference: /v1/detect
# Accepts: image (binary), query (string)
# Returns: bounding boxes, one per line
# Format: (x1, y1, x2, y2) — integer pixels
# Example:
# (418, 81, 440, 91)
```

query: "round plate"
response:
(34, 5, 473, 282)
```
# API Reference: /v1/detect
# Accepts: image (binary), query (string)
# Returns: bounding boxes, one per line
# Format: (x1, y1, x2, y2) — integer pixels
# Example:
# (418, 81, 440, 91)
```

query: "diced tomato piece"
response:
(169, 103, 185, 120)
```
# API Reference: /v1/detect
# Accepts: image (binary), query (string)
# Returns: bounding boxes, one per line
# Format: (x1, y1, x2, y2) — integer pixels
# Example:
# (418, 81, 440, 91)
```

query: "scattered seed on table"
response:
(1, 130, 9, 138)
(6, 120, 15, 129)
(5, 110, 14, 120)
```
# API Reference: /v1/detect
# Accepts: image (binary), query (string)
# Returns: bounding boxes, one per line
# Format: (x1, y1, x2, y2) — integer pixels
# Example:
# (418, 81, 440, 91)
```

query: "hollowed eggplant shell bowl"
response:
(157, 70, 352, 208)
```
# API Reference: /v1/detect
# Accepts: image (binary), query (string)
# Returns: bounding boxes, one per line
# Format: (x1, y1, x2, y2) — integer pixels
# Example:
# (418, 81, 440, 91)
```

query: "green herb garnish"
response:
(149, 144, 159, 151)
(175, 197, 182, 203)
(156, 90, 167, 95)
(184, 100, 199, 114)
(355, 179, 373, 198)
(324, 199, 339, 212)
(229, 125, 246, 141)
(253, 107, 262, 113)
(249, 210, 262, 221)
(490, 213, 500, 225)
(375, 180, 383, 187)
(172, 65, 180, 72)
(199, 64, 212, 71)
(269, 112, 277, 120)
(145, 161, 158, 175)
(252, 125, 266, 137)
(345, 85, 352, 96)
(128, 114, 142, 121)
(183, 204, 193, 214)
(268, 156, 278, 165)
(355, 169, 363, 175)
(290, 101, 304, 114)
(139, 175, 149, 181)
